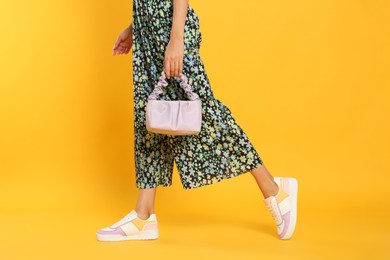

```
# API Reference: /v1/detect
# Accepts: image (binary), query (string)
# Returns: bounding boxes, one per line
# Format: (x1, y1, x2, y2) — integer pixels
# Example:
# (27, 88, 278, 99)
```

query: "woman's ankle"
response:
(134, 208, 154, 219)
(262, 180, 279, 199)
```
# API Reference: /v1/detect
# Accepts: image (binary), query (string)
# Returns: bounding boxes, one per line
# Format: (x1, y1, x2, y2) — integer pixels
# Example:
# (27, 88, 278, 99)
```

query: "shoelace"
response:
(266, 198, 282, 225)
(110, 212, 137, 228)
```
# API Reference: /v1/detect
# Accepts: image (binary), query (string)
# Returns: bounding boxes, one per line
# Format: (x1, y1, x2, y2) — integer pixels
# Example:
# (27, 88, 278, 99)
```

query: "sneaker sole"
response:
(96, 229, 159, 241)
(281, 177, 298, 239)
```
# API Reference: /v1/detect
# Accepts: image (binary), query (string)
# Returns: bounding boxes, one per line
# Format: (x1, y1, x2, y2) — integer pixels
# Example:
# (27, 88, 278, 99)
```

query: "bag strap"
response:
(148, 70, 200, 101)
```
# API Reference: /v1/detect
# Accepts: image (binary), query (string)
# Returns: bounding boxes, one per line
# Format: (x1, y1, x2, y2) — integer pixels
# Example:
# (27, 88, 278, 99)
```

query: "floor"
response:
(1, 200, 388, 259)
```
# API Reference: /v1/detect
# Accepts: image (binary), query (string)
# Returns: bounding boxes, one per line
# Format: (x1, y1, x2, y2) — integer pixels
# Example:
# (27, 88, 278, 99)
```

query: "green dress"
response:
(131, 0, 264, 189)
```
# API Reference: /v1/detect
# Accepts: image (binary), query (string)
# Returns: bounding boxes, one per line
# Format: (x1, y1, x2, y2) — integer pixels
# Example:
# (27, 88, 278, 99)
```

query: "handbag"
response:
(146, 70, 202, 136)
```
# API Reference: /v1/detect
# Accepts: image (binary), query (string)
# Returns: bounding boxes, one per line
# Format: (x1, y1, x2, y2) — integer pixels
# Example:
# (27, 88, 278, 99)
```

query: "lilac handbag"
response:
(146, 70, 202, 135)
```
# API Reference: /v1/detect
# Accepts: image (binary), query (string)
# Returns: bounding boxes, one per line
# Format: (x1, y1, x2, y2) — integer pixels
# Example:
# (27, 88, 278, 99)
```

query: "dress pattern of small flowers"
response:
(132, 0, 264, 190)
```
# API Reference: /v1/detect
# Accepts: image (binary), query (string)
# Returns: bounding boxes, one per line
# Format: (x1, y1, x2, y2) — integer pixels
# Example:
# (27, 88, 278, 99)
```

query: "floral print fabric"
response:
(131, 0, 264, 190)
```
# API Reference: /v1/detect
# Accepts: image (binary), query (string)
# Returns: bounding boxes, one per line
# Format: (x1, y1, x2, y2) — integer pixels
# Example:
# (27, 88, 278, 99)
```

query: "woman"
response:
(96, 0, 298, 241)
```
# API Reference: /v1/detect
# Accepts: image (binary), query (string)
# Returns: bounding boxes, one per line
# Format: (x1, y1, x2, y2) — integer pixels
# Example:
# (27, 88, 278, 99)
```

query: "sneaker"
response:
(96, 210, 158, 241)
(263, 177, 298, 240)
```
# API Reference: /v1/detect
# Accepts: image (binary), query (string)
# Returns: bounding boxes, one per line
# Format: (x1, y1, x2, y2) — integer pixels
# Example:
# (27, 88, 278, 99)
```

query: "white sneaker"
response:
(263, 177, 298, 239)
(96, 210, 159, 241)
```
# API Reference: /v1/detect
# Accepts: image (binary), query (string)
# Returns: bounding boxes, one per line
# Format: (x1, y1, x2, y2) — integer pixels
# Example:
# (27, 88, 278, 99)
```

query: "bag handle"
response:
(148, 70, 200, 101)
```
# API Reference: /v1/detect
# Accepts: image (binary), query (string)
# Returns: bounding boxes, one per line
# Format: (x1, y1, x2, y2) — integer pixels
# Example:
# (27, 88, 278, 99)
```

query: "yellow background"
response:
(1, 0, 389, 258)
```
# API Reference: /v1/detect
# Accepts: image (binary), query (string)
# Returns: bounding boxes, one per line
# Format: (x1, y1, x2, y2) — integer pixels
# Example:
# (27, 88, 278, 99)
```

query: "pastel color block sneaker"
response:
(96, 210, 158, 241)
(263, 177, 298, 240)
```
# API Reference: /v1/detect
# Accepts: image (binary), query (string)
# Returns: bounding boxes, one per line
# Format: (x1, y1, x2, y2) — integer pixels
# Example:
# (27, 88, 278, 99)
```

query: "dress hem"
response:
(135, 159, 264, 190)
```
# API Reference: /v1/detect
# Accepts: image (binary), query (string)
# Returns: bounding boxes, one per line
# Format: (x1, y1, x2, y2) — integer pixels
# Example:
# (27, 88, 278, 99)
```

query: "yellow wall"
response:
(1, 0, 389, 258)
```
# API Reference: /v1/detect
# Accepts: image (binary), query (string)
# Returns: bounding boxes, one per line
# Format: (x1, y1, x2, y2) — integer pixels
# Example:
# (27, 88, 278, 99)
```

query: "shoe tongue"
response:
(110, 210, 138, 228)
(263, 195, 275, 204)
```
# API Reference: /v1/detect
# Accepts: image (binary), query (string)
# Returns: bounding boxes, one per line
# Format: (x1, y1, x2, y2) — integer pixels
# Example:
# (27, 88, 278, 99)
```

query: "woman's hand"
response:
(164, 35, 184, 79)
(112, 24, 133, 55)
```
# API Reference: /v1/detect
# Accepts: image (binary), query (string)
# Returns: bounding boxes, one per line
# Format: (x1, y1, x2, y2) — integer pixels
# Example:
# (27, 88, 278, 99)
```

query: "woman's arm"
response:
(164, 0, 188, 79)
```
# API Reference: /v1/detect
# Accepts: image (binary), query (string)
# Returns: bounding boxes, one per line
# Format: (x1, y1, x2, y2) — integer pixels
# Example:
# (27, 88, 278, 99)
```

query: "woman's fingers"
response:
(178, 59, 183, 76)
(164, 49, 184, 78)
(113, 44, 123, 55)
(171, 63, 176, 78)
(113, 36, 122, 55)
(173, 60, 179, 78)
(114, 46, 122, 55)
(113, 29, 132, 55)
(164, 59, 171, 79)
(165, 59, 182, 78)
(113, 44, 131, 55)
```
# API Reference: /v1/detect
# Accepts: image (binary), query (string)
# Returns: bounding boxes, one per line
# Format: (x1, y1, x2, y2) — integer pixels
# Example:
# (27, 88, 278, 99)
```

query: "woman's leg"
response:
(253, 166, 299, 240)
(250, 164, 279, 198)
(134, 187, 157, 220)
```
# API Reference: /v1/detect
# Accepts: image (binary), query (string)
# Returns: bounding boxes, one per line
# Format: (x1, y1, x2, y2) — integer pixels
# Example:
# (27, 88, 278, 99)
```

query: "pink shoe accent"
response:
(143, 223, 158, 231)
(282, 177, 290, 193)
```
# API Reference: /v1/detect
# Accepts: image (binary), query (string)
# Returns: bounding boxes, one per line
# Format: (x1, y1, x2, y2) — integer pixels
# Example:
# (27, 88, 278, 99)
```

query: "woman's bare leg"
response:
(250, 164, 279, 198)
(134, 187, 156, 220)
(133, 165, 278, 219)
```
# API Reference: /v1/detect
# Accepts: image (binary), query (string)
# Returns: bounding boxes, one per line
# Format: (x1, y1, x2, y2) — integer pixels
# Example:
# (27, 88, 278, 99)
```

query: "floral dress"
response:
(131, 0, 264, 190)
